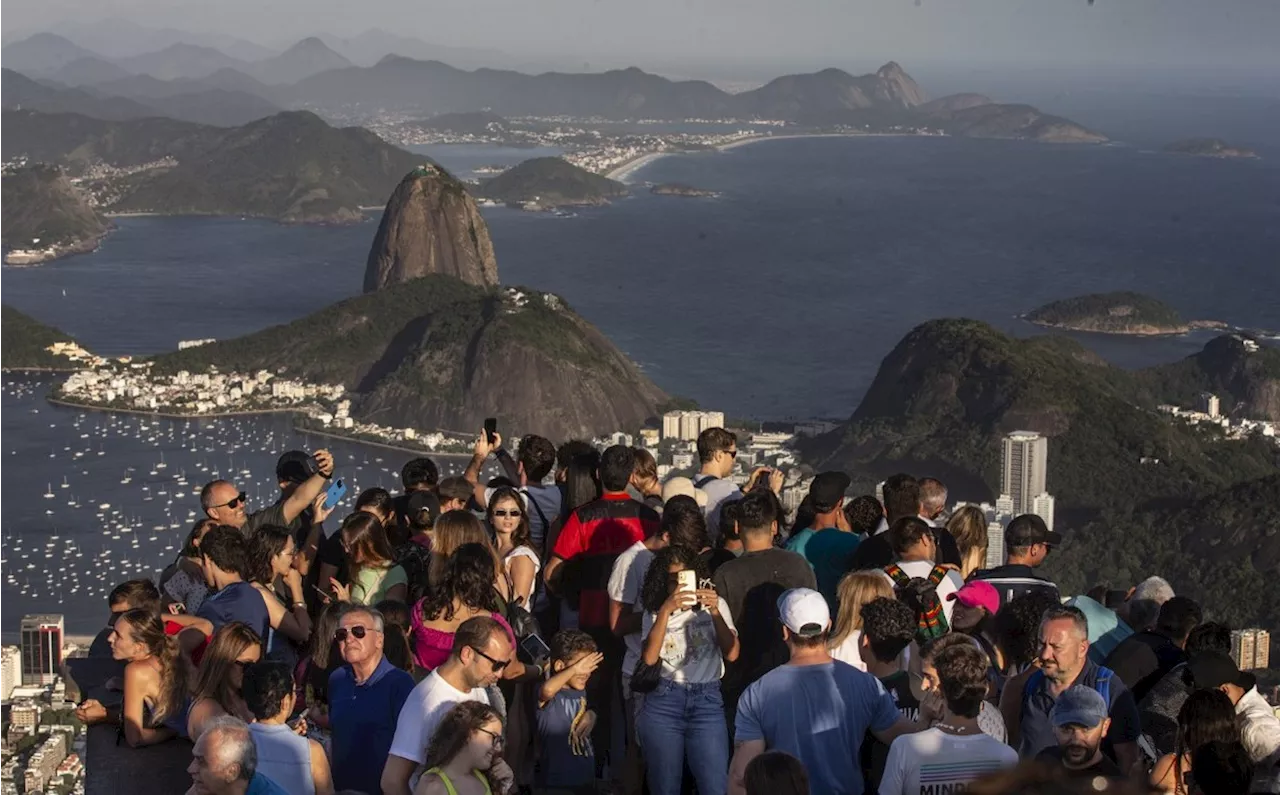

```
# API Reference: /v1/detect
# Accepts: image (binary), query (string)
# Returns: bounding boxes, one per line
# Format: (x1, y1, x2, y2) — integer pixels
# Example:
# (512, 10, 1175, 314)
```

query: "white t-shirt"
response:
(503, 545, 541, 600)
(694, 474, 742, 535)
(606, 541, 655, 679)
(829, 630, 867, 671)
(878, 560, 965, 624)
(879, 728, 1018, 795)
(388, 669, 490, 781)
(641, 598, 736, 684)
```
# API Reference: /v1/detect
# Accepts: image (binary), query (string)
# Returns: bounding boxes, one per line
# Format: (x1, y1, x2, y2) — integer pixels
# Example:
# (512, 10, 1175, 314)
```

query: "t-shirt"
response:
(693, 474, 743, 536)
(389, 669, 491, 770)
(503, 545, 542, 606)
(551, 493, 658, 629)
(349, 563, 407, 605)
(967, 564, 1060, 610)
(1103, 630, 1185, 705)
(805, 529, 863, 612)
(196, 580, 270, 643)
(1034, 747, 1124, 778)
(879, 728, 1018, 795)
(606, 541, 655, 680)
(861, 670, 921, 792)
(1019, 660, 1141, 761)
(878, 560, 965, 625)
(245, 501, 291, 537)
(785, 528, 816, 558)
(641, 597, 736, 684)
(703, 547, 739, 576)
(536, 688, 595, 788)
(830, 631, 866, 671)
(523, 484, 563, 556)
(735, 662, 901, 795)
(328, 657, 417, 795)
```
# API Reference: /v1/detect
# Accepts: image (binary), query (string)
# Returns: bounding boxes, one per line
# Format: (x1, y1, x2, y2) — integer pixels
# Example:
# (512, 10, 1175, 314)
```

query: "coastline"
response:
(294, 423, 473, 458)
(605, 152, 674, 182)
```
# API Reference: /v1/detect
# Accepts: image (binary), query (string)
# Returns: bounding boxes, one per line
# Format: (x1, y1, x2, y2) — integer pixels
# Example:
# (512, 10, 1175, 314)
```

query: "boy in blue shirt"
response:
(537, 630, 604, 794)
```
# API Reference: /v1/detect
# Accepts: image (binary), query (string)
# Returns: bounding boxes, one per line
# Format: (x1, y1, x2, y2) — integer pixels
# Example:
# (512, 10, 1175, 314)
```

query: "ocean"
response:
(4, 134, 1279, 632)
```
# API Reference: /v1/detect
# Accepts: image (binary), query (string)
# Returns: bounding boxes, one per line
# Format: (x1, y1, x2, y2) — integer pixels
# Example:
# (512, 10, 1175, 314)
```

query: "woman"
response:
(106, 609, 192, 747)
(947, 581, 1004, 700)
(636, 545, 739, 795)
(745, 751, 810, 795)
(394, 490, 438, 603)
(913, 633, 1007, 743)
(415, 701, 505, 795)
(412, 543, 516, 672)
(160, 518, 216, 613)
(488, 487, 540, 608)
(355, 487, 396, 527)
(1151, 690, 1240, 794)
(428, 511, 508, 600)
(243, 660, 334, 795)
(828, 571, 894, 670)
(630, 447, 663, 510)
(248, 525, 312, 660)
(946, 506, 989, 579)
(377, 600, 419, 677)
(332, 512, 407, 605)
(187, 622, 263, 741)
(297, 601, 347, 733)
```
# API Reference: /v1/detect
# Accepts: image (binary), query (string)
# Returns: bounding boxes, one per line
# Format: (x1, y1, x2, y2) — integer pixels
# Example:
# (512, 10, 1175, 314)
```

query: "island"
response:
(1164, 138, 1258, 159)
(476, 157, 629, 210)
(651, 183, 720, 198)
(2, 164, 112, 264)
(1024, 292, 1225, 336)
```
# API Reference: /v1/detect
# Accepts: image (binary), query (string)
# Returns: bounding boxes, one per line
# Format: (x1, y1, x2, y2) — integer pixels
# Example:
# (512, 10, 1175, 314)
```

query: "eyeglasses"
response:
(211, 491, 247, 510)
(335, 625, 381, 643)
(468, 645, 511, 672)
(493, 509, 522, 518)
(723, 449, 738, 457)
(476, 727, 505, 750)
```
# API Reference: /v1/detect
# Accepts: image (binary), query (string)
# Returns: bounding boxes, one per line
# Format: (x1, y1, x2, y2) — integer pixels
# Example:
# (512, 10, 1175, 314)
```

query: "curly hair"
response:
(859, 597, 917, 662)
(994, 591, 1060, 672)
(242, 661, 294, 721)
(419, 543, 498, 623)
(247, 524, 292, 585)
(639, 545, 706, 614)
(487, 487, 532, 551)
(933, 642, 990, 718)
(843, 495, 884, 536)
(422, 701, 503, 783)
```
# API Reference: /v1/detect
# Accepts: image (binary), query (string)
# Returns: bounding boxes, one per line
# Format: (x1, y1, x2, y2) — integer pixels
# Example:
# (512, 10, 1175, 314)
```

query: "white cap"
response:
(776, 588, 830, 637)
(661, 476, 708, 508)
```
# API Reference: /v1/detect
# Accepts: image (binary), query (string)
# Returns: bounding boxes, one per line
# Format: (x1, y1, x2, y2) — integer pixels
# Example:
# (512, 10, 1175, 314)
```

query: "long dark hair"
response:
(192, 622, 261, 711)
(1176, 689, 1240, 766)
(487, 487, 532, 550)
(639, 545, 706, 614)
(247, 524, 292, 585)
(116, 609, 188, 724)
(419, 543, 497, 623)
(355, 487, 395, 524)
(744, 750, 810, 795)
(423, 701, 502, 779)
(341, 511, 395, 585)
(562, 452, 601, 518)
(307, 601, 347, 670)
(181, 518, 217, 559)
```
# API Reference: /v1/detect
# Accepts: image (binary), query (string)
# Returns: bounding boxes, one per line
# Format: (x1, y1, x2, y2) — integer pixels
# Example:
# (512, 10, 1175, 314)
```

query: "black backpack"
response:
(884, 563, 950, 643)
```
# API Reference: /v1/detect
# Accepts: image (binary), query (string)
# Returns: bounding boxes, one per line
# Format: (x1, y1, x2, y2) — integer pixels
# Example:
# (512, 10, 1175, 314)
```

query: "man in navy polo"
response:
(1018, 604, 1141, 773)
(327, 606, 415, 795)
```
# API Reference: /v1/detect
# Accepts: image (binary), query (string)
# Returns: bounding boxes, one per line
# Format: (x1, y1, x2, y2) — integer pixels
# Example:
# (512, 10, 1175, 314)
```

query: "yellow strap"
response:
(425, 767, 459, 795)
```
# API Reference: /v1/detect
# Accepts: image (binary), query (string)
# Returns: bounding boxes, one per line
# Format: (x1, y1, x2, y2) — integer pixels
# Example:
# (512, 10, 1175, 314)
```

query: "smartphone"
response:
(484, 417, 498, 446)
(519, 633, 551, 663)
(322, 478, 346, 511)
(677, 570, 700, 611)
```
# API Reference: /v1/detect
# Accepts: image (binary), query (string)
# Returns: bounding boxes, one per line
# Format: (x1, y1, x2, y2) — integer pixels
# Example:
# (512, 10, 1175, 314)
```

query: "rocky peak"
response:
(873, 61, 926, 107)
(363, 165, 499, 293)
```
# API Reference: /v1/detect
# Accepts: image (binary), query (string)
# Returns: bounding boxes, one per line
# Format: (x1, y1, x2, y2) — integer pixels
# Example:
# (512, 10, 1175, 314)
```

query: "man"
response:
(714, 491, 816, 714)
(382, 616, 513, 795)
(1019, 605, 1141, 773)
(192, 526, 270, 644)
(1187, 651, 1280, 793)
(693, 427, 744, 529)
(1104, 595, 1200, 703)
(792, 473, 861, 611)
(728, 588, 925, 795)
(327, 606, 415, 795)
(88, 579, 161, 657)
(968, 513, 1062, 609)
(786, 471, 849, 559)
(855, 597, 919, 792)
(435, 475, 474, 513)
(1139, 622, 1232, 759)
(918, 477, 949, 522)
(1124, 576, 1176, 633)
(704, 498, 743, 575)
(850, 474, 961, 570)
(188, 715, 289, 795)
(878, 517, 965, 626)
(1034, 686, 1125, 778)
(200, 448, 334, 537)
(391, 456, 438, 528)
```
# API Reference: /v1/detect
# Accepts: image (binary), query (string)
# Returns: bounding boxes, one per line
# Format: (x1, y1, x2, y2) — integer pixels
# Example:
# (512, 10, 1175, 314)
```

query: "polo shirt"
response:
(551, 492, 658, 629)
(245, 772, 290, 795)
(1018, 658, 1141, 760)
(196, 580, 270, 644)
(328, 656, 416, 795)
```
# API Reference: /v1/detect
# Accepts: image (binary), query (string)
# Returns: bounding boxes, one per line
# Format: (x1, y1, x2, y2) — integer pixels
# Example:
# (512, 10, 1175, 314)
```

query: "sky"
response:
(5, 0, 1279, 76)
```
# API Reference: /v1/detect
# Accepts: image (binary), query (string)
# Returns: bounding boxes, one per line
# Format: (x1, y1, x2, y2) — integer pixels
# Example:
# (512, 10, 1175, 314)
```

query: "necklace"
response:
(935, 721, 973, 734)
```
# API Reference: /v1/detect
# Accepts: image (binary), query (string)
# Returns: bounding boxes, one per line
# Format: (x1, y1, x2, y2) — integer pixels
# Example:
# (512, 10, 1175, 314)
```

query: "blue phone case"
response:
(323, 479, 346, 510)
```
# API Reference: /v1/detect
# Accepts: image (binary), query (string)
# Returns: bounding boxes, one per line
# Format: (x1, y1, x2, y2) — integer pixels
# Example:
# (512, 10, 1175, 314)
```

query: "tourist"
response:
(512, 434, 563, 555)
(199, 448, 334, 536)
(828, 570, 894, 670)
(794, 473, 862, 612)
(193, 526, 271, 645)
(95, 609, 192, 746)
(744, 751, 810, 795)
(411, 542, 516, 672)
(415, 701, 506, 795)
(705, 497, 743, 574)
(1150, 689, 1240, 794)
(487, 486, 540, 607)
(88, 578, 163, 657)
(1189, 741, 1256, 795)
(437, 476, 476, 513)
(1124, 577, 1177, 634)
(786, 471, 850, 560)
(1105, 595, 1201, 703)
(246, 525, 312, 661)
(332, 511, 408, 605)
(1017, 605, 1141, 772)
(296, 600, 347, 735)
(692, 427, 745, 527)
(713, 491, 816, 724)
(160, 519, 217, 615)
(392, 456, 439, 529)
(1186, 651, 1280, 792)
(313, 486, 399, 599)
(273, 450, 331, 577)
(661, 475, 709, 513)
(630, 446, 665, 510)
(188, 715, 290, 795)
(1034, 686, 1125, 779)
(967, 514, 1061, 609)
(880, 642, 1018, 795)
(994, 591, 1062, 748)
(536, 630, 603, 793)
(855, 597, 920, 791)
(880, 516, 965, 630)
(354, 486, 397, 527)
(842, 494, 884, 538)
(1068, 593, 1134, 665)
(728, 588, 926, 795)
(913, 633, 1008, 742)
(850, 474, 961, 571)
(918, 477, 949, 523)
(557, 445, 602, 530)
(947, 580, 1003, 676)
(242, 661, 333, 795)
(383, 616, 514, 795)
(945, 506, 989, 579)
(427, 510, 507, 597)
(393, 489, 439, 604)
(1140, 622, 1233, 759)
(635, 544, 739, 795)
(326, 606, 415, 795)
(188, 622, 264, 741)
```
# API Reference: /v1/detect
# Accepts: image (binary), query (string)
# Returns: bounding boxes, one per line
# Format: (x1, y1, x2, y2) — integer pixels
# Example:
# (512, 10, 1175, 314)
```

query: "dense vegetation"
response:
(1138, 335, 1280, 421)
(1026, 291, 1188, 334)
(478, 157, 629, 206)
(1, 163, 109, 251)
(1, 305, 78, 369)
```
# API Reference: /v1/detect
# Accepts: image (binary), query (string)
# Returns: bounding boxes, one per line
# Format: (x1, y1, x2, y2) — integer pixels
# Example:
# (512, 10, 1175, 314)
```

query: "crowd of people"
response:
(70, 426, 1280, 795)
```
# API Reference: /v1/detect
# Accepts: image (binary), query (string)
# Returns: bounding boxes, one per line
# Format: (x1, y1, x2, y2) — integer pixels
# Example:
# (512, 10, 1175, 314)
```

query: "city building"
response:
(661, 410, 726, 441)
(1002, 431, 1048, 515)
(985, 522, 1007, 568)
(1232, 628, 1272, 671)
(1, 646, 20, 701)
(20, 614, 63, 686)
(10, 703, 39, 730)
(1031, 492, 1056, 533)
(1201, 392, 1221, 418)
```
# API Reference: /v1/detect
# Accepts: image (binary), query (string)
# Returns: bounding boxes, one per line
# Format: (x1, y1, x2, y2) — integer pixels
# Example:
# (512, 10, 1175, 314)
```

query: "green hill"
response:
(1, 305, 79, 369)
(1026, 292, 1189, 335)
(1139, 335, 1280, 422)
(478, 157, 628, 208)
(2, 163, 111, 263)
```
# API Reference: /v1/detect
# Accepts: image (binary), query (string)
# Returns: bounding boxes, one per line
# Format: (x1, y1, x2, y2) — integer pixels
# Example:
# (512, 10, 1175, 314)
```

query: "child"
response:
(536, 629, 605, 794)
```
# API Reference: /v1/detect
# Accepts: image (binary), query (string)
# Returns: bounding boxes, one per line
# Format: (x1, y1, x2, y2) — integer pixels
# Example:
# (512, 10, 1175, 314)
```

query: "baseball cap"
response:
(947, 580, 999, 615)
(1050, 685, 1109, 728)
(406, 490, 441, 528)
(1005, 513, 1064, 548)
(808, 471, 851, 513)
(662, 476, 708, 508)
(776, 588, 830, 637)
(1187, 651, 1256, 692)
(275, 450, 316, 485)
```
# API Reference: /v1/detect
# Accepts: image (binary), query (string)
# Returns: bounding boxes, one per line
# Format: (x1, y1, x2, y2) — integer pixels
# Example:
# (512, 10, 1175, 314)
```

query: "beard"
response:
(1062, 742, 1095, 765)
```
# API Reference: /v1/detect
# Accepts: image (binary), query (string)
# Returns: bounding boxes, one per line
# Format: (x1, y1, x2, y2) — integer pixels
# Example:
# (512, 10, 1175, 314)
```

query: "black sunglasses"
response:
(477, 726, 505, 749)
(335, 625, 380, 642)
(469, 645, 511, 672)
(213, 491, 247, 510)
(493, 509, 523, 518)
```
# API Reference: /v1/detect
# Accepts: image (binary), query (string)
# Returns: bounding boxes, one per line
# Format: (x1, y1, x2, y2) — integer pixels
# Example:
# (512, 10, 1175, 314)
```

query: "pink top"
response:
(410, 600, 516, 671)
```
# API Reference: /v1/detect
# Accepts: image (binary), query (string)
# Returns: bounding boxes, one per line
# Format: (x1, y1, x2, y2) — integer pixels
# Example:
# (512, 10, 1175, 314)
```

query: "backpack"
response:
(884, 563, 951, 643)
(1022, 667, 1113, 711)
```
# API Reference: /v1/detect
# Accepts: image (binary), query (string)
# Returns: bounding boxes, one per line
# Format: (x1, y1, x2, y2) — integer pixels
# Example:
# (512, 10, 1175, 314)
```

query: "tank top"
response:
(410, 601, 516, 671)
(248, 722, 315, 795)
(424, 767, 492, 795)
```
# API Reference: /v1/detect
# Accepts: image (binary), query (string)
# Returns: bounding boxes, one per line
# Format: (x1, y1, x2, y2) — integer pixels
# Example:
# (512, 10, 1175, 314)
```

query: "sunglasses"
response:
(476, 727, 505, 750)
(493, 509, 522, 518)
(335, 625, 380, 643)
(212, 491, 247, 510)
(469, 645, 511, 672)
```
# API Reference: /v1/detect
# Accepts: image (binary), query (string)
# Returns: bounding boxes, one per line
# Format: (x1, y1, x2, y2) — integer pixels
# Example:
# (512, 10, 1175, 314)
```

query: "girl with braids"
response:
(186, 622, 263, 742)
(106, 609, 193, 746)
(1150, 690, 1241, 794)
(487, 487, 540, 607)
(416, 701, 505, 795)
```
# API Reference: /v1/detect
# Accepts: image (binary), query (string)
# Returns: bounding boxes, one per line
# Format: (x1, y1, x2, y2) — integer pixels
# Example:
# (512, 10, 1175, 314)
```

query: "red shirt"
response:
(552, 493, 659, 628)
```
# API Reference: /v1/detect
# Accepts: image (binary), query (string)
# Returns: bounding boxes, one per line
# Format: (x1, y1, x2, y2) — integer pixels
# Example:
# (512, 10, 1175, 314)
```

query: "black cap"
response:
(808, 471, 851, 513)
(1187, 650, 1256, 692)
(406, 490, 441, 528)
(1005, 513, 1063, 548)
(276, 450, 316, 485)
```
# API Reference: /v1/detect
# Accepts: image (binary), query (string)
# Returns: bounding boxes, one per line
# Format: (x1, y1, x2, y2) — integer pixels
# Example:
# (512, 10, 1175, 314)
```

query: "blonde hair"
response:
(428, 510, 502, 588)
(830, 571, 894, 649)
(947, 506, 989, 578)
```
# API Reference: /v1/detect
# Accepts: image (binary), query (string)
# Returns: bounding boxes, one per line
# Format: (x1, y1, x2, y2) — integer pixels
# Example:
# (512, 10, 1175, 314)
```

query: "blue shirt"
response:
(1018, 658, 1142, 760)
(735, 662, 900, 795)
(196, 581, 270, 643)
(245, 772, 290, 795)
(803, 528, 861, 612)
(329, 656, 416, 795)
(785, 528, 816, 558)
(536, 688, 595, 788)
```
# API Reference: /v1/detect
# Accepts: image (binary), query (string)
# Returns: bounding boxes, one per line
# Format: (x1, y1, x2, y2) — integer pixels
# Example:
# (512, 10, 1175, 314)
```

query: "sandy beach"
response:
(605, 151, 674, 182)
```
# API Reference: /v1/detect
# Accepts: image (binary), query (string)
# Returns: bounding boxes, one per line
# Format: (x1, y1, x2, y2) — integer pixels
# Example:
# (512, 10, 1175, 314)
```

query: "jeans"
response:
(635, 679, 729, 795)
